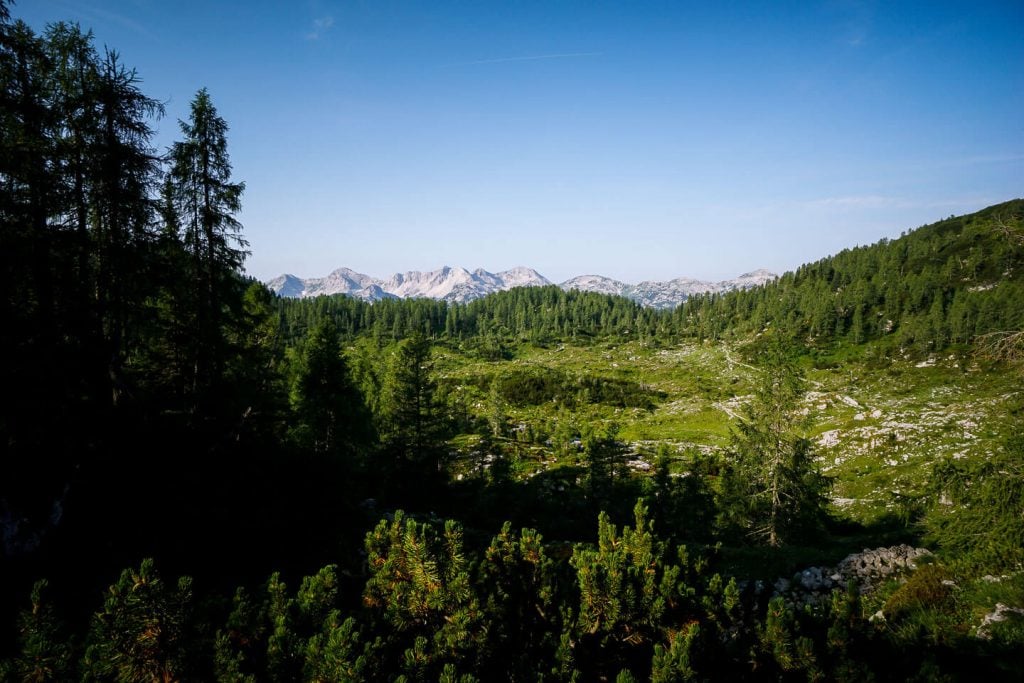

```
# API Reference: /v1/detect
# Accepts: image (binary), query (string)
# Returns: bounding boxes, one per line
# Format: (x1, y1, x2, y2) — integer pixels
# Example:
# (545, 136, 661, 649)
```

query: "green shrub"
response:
(884, 564, 956, 620)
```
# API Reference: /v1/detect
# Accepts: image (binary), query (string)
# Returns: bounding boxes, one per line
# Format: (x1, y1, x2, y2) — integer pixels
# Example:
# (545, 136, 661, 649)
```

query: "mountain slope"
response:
(559, 274, 629, 297)
(677, 199, 1024, 349)
(626, 269, 778, 308)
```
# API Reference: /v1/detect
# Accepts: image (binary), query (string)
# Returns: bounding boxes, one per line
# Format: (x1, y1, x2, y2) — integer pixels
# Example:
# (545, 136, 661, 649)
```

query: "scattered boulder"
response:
(976, 602, 1024, 640)
(834, 545, 932, 586)
(770, 545, 933, 607)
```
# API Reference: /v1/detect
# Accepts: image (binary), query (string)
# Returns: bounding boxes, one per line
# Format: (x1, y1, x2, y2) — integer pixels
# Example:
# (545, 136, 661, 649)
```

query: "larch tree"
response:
(719, 335, 831, 546)
(89, 46, 164, 402)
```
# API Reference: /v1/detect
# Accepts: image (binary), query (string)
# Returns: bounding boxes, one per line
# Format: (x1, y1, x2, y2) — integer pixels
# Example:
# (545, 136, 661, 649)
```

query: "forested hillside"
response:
(279, 286, 662, 346)
(2, 3, 1023, 681)
(675, 201, 1024, 351)
(277, 200, 1024, 357)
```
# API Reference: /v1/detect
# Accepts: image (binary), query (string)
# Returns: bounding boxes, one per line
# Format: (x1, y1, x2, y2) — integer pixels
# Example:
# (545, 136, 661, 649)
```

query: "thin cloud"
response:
(834, 0, 872, 47)
(447, 52, 602, 67)
(306, 16, 335, 41)
(806, 195, 901, 209)
(799, 195, 1001, 212)
(939, 153, 1024, 168)
(54, 1, 157, 40)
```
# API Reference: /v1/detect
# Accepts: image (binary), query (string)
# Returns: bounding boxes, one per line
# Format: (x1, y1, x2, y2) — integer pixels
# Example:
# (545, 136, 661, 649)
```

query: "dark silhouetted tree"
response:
(166, 87, 247, 410)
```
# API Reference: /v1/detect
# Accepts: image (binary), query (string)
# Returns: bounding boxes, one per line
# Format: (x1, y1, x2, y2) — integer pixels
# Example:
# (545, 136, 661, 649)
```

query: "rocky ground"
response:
(768, 545, 932, 609)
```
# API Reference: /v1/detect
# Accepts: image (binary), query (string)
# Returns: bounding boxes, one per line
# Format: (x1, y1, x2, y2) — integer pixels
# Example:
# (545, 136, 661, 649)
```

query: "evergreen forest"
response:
(2, 4, 1023, 681)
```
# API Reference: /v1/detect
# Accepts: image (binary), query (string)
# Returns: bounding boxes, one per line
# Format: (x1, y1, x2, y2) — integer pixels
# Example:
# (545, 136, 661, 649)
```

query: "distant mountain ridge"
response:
(266, 266, 552, 304)
(267, 266, 776, 308)
(560, 269, 778, 309)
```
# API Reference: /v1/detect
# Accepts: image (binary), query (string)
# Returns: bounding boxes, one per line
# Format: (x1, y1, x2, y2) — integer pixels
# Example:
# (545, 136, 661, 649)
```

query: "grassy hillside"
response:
(432, 335, 1021, 525)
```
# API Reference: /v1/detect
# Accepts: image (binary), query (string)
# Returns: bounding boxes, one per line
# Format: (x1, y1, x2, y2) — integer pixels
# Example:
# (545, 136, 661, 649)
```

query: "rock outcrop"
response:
(769, 545, 933, 608)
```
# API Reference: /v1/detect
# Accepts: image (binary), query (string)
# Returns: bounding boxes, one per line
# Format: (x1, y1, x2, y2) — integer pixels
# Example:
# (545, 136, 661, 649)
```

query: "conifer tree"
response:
(8, 580, 73, 683)
(1, 14, 169, 549)
(302, 611, 367, 682)
(363, 513, 481, 679)
(289, 319, 370, 457)
(476, 523, 559, 681)
(925, 434, 1024, 569)
(650, 623, 701, 682)
(0, 16, 73, 538)
(88, 46, 164, 403)
(718, 335, 830, 546)
(166, 87, 247, 408)
(649, 447, 716, 545)
(571, 500, 677, 677)
(377, 334, 450, 497)
(81, 559, 195, 682)
(583, 425, 627, 510)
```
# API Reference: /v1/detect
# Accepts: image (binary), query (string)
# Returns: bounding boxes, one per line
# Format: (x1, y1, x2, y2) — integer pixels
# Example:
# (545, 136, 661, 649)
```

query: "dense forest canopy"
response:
(2, 3, 1023, 680)
(677, 201, 1024, 350)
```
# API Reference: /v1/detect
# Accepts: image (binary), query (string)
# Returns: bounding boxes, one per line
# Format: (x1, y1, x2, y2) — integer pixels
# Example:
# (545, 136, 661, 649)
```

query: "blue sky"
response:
(17, 1, 1024, 283)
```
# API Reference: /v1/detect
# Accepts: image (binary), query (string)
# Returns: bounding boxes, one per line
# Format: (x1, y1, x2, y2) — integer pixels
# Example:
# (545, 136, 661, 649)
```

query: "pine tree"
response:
(9, 580, 73, 683)
(650, 623, 700, 682)
(571, 500, 676, 677)
(476, 523, 558, 681)
(363, 513, 481, 679)
(302, 611, 367, 682)
(583, 425, 627, 510)
(81, 559, 195, 682)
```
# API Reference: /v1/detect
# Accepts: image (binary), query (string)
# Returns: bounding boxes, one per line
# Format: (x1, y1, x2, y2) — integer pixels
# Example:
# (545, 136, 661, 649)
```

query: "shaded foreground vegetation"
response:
(2, 3, 1024, 680)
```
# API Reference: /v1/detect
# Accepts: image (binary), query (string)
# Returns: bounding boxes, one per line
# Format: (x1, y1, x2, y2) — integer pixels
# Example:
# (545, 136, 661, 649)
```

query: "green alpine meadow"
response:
(2, 2, 1023, 681)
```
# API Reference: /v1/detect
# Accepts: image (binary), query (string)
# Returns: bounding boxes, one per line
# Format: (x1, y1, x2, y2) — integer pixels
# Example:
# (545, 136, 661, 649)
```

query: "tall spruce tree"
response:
(289, 319, 371, 457)
(377, 334, 448, 494)
(167, 88, 247, 409)
(1, 17, 71, 527)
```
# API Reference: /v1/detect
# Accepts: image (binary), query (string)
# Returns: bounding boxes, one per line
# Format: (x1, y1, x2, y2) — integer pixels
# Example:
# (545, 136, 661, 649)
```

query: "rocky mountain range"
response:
(266, 266, 777, 309)
(559, 270, 778, 309)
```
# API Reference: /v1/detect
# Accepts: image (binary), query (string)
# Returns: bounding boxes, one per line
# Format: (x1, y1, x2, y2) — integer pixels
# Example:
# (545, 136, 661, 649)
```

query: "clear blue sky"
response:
(17, 1, 1024, 283)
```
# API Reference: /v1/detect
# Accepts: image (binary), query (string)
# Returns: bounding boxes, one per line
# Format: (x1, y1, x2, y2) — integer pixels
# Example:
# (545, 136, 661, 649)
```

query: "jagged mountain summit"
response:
(632, 269, 779, 308)
(267, 266, 552, 304)
(267, 266, 776, 308)
(558, 269, 777, 309)
(559, 274, 630, 297)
